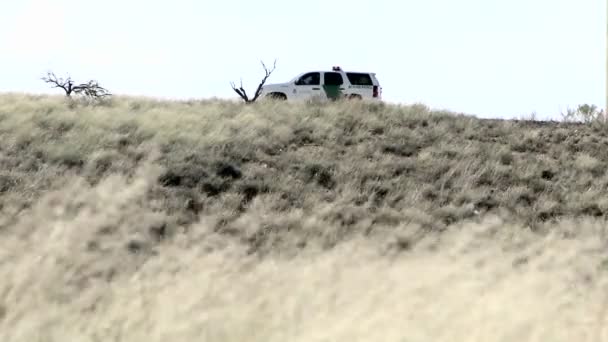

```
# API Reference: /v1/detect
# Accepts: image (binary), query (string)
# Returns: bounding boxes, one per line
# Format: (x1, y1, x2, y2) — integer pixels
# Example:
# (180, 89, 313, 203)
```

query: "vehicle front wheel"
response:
(266, 93, 287, 100)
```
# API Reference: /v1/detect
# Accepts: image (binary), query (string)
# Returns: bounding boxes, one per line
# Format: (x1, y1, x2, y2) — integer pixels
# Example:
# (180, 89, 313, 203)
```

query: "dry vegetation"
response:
(1, 93, 608, 341)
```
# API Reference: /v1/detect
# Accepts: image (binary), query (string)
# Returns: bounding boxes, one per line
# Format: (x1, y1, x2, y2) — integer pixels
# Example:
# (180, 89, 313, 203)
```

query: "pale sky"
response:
(0, 0, 604, 120)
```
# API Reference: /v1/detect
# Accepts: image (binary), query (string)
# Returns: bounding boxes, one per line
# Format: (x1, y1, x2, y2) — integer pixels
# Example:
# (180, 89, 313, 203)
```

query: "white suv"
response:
(260, 66, 382, 101)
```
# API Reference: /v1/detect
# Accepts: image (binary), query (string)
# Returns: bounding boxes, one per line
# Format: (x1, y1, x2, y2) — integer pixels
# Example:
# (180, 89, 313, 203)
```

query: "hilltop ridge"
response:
(0, 94, 606, 246)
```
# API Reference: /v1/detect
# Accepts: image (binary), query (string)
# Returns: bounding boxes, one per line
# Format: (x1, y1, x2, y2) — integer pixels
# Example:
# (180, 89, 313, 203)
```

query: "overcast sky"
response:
(0, 0, 604, 120)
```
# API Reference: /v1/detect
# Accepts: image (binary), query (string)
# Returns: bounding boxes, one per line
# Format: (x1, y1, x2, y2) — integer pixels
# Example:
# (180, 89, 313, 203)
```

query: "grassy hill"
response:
(1, 93, 607, 341)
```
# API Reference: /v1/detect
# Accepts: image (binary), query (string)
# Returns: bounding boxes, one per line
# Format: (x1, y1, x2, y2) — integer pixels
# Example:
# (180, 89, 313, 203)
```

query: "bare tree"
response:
(41, 72, 111, 100)
(230, 59, 276, 103)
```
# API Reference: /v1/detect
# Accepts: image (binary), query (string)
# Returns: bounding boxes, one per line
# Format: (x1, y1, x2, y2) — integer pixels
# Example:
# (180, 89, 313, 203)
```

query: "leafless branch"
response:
(73, 80, 111, 98)
(230, 59, 277, 103)
(41, 72, 76, 97)
(41, 71, 111, 100)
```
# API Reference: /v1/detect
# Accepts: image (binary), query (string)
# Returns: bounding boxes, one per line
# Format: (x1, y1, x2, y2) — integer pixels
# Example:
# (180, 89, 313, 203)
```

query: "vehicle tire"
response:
(267, 93, 287, 101)
(348, 94, 362, 100)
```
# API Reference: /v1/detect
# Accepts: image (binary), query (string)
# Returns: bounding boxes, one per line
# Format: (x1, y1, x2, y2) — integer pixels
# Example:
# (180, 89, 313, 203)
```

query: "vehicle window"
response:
(346, 73, 373, 86)
(296, 72, 320, 86)
(323, 72, 344, 86)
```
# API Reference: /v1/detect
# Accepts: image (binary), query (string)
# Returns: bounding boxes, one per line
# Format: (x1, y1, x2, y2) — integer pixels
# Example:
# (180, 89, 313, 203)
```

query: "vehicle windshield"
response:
(289, 73, 305, 83)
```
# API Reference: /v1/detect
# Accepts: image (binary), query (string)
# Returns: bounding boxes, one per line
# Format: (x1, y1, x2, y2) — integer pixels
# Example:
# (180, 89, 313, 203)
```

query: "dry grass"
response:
(1, 92, 608, 341)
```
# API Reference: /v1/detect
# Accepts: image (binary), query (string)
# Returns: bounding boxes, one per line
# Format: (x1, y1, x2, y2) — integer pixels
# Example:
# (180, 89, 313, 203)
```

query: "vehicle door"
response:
(293, 72, 323, 100)
(321, 72, 346, 100)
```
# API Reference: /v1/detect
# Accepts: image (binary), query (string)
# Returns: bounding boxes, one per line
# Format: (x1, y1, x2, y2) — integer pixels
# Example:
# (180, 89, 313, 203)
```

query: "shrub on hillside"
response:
(561, 104, 606, 124)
